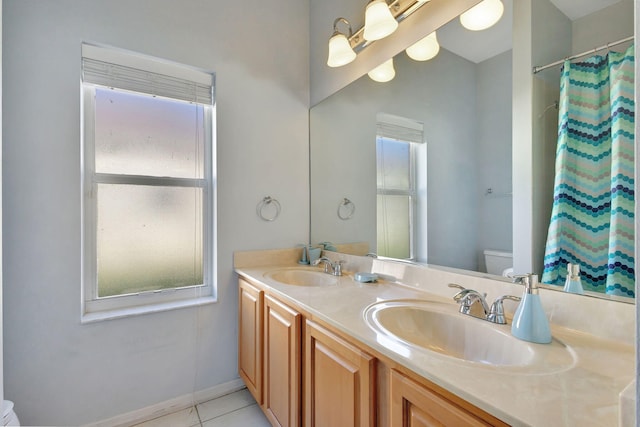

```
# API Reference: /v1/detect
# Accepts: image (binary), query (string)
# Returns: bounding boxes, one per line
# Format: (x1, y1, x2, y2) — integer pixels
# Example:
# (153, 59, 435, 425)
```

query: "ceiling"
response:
(549, 0, 622, 20)
(436, 0, 625, 64)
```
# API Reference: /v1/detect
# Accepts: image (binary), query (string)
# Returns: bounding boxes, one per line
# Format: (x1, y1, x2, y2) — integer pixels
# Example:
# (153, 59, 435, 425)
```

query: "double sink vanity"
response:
(235, 247, 635, 426)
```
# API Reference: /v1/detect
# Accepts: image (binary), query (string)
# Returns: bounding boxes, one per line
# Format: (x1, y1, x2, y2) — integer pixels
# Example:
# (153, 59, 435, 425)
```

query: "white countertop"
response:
(235, 259, 634, 427)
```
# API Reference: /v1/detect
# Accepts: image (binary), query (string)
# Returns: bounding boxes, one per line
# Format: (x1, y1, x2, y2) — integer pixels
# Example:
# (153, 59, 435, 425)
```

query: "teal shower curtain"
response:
(541, 44, 635, 298)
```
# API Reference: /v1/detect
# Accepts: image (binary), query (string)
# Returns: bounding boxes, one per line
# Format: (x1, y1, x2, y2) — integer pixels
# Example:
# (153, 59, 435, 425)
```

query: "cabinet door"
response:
(305, 320, 376, 427)
(390, 369, 501, 427)
(238, 279, 263, 403)
(263, 294, 302, 427)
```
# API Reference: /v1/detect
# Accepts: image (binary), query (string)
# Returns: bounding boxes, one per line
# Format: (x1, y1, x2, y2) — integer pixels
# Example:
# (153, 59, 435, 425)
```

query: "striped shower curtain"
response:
(541, 44, 635, 298)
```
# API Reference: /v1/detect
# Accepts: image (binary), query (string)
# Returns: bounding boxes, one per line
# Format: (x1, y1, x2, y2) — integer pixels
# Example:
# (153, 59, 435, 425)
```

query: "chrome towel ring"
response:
(337, 197, 355, 220)
(257, 196, 281, 221)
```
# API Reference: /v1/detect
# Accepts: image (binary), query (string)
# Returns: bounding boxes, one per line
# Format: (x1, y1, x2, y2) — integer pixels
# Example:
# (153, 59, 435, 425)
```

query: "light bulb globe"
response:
(327, 33, 356, 67)
(368, 58, 395, 82)
(460, 0, 504, 31)
(363, 0, 398, 41)
(406, 31, 440, 61)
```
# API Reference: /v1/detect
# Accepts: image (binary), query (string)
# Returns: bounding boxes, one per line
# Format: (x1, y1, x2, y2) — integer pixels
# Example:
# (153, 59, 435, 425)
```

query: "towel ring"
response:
(257, 196, 281, 222)
(337, 198, 355, 220)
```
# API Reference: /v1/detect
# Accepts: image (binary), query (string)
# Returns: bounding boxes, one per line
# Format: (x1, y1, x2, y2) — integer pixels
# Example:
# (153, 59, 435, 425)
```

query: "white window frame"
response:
(375, 113, 425, 262)
(376, 136, 418, 261)
(80, 43, 216, 323)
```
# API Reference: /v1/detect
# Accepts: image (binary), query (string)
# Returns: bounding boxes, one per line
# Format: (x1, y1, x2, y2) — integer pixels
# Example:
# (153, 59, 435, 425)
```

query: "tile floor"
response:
(132, 388, 271, 427)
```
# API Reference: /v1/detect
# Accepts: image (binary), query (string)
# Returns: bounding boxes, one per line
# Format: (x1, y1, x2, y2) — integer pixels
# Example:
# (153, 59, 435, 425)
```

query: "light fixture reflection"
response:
(327, 18, 357, 67)
(363, 0, 398, 41)
(368, 58, 395, 82)
(405, 31, 440, 61)
(460, 0, 504, 31)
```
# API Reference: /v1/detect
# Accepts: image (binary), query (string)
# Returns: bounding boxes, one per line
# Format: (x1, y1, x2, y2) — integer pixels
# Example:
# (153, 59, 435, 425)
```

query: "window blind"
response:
(82, 43, 214, 105)
(376, 113, 424, 144)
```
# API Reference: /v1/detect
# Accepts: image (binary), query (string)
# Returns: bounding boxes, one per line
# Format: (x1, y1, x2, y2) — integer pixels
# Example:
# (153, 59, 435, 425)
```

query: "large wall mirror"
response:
(310, 0, 635, 302)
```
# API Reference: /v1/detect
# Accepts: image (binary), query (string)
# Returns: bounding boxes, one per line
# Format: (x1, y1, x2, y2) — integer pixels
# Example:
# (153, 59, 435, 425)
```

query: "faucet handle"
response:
(452, 288, 487, 303)
(448, 283, 466, 291)
(312, 257, 331, 273)
(333, 260, 345, 276)
(487, 295, 521, 324)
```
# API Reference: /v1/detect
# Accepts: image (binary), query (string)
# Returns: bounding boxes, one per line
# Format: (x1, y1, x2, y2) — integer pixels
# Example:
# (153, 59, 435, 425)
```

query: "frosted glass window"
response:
(97, 184, 203, 297)
(95, 89, 205, 179)
(376, 137, 410, 190)
(376, 131, 420, 261)
(377, 195, 411, 259)
(81, 46, 215, 320)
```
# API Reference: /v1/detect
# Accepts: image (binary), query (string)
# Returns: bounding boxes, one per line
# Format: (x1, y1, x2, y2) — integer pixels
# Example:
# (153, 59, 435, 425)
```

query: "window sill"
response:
(81, 296, 217, 324)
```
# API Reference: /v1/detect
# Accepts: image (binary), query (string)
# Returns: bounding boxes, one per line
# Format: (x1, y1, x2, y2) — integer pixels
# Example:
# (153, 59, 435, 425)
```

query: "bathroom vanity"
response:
(235, 248, 635, 427)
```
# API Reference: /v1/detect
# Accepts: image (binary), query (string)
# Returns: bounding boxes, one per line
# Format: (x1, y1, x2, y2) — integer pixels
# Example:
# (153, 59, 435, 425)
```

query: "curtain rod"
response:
(532, 35, 634, 74)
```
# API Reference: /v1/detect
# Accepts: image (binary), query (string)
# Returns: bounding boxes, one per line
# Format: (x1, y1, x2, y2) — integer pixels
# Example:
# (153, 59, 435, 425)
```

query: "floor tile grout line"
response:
(193, 404, 203, 427)
(132, 405, 201, 427)
(133, 389, 264, 426)
(199, 403, 261, 425)
(196, 397, 258, 423)
(194, 403, 202, 425)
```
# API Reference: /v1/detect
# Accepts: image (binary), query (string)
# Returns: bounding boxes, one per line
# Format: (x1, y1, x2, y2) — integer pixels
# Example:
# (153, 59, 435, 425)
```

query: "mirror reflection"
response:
(310, 0, 635, 301)
(537, 42, 634, 298)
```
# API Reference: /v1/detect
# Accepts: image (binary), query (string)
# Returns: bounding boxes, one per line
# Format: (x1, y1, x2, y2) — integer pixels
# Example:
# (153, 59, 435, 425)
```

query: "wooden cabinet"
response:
(238, 276, 508, 427)
(304, 319, 376, 427)
(263, 294, 302, 427)
(390, 369, 508, 427)
(238, 278, 263, 403)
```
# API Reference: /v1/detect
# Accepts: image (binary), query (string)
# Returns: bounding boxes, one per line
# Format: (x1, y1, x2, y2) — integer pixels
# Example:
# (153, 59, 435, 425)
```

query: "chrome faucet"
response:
(487, 295, 521, 324)
(448, 283, 520, 324)
(312, 257, 345, 276)
(449, 283, 490, 319)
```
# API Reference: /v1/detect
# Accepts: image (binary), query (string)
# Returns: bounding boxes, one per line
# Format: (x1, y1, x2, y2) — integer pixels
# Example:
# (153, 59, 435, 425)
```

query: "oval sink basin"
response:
(264, 268, 338, 287)
(364, 300, 574, 370)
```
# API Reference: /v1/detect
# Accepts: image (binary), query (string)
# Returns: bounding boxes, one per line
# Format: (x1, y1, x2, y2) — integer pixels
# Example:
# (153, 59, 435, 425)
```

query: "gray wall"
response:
(476, 50, 513, 269)
(571, 0, 634, 54)
(2, 0, 309, 425)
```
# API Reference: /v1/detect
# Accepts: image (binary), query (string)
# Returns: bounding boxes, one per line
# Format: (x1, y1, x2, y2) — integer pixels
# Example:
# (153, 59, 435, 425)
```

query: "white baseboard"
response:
(83, 378, 246, 427)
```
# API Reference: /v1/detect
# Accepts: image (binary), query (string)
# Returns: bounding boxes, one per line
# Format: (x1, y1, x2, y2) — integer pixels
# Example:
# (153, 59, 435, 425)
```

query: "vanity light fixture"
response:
(327, 0, 432, 68)
(368, 58, 395, 82)
(460, 0, 504, 31)
(363, 0, 399, 41)
(327, 18, 357, 67)
(405, 31, 440, 61)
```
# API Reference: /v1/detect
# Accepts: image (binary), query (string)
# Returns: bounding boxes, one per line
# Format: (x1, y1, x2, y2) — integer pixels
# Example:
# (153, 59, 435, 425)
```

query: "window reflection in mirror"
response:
(376, 114, 426, 260)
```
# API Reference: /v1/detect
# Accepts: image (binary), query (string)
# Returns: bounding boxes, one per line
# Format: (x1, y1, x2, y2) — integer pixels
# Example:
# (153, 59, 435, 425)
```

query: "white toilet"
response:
(2, 401, 19, 426)
(483, 249, 513, 277)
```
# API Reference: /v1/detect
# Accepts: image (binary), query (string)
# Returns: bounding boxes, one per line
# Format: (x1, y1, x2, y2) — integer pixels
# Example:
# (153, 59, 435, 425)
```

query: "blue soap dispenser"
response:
(511, 274, 552, 344)
(563, 263, 584, 294)
(298, 244, 309, 265)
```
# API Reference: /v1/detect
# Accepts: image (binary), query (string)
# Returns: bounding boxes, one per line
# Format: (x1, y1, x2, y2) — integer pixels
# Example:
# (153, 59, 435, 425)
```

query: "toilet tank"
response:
(483, 250, 513, 275)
